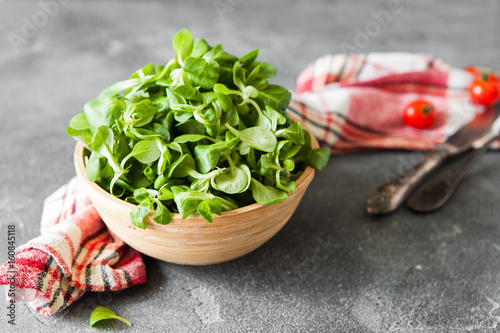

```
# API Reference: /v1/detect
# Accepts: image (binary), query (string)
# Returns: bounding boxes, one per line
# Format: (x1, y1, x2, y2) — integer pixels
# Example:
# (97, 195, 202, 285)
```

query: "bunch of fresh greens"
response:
(68, 29, 330, 228)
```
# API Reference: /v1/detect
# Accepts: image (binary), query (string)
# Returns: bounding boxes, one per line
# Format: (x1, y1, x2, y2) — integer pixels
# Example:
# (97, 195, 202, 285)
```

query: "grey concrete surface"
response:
(1, 0, 500, 332)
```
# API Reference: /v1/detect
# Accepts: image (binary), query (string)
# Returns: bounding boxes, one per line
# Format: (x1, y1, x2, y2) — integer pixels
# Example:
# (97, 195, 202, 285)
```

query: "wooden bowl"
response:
(74, 130, 318, 265)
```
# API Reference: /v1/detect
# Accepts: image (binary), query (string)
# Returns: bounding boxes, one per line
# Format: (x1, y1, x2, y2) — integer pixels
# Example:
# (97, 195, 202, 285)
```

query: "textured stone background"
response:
(1, 0, 500, 332)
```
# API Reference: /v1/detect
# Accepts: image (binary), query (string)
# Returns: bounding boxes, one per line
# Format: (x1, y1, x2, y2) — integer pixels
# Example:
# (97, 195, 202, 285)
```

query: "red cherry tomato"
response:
(403, 100, 436, 129)
(468, 73, 500, 106)
(464, 66, 499, 82)
(464, 66, 481, 76)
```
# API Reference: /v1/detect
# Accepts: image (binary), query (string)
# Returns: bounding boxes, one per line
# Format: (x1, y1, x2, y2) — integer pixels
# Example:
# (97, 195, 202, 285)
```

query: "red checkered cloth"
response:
(0, 177, 146, 317)
(289, 52, 498, 154)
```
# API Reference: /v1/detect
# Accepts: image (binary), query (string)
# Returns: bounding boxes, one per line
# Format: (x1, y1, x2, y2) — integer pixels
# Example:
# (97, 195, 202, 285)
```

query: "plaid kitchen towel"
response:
(289, 52, 498, 154)
(0, 177, 146, 317)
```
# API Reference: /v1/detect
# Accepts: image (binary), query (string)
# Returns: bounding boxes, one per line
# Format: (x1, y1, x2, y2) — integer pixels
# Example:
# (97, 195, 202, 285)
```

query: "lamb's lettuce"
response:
(68, 29, 330, 227)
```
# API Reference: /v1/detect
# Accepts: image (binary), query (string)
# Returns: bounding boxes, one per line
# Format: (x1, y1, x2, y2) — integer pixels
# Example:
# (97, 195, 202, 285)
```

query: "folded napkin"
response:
(289, 52, 497, 153)
(0, 177, 146, 317)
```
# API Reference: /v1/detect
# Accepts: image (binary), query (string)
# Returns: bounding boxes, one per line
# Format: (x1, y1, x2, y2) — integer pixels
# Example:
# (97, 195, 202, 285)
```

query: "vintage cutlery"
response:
(366, 105, 500, 215)
(406, 116, 500, 212)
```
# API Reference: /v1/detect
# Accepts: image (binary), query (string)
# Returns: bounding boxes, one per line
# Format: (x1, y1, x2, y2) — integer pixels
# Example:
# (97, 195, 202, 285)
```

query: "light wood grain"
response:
(74, 127, 319, 265)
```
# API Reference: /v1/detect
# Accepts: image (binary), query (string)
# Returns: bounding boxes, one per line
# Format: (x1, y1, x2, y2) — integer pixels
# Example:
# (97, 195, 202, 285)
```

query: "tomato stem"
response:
(422, 105, 434, 115)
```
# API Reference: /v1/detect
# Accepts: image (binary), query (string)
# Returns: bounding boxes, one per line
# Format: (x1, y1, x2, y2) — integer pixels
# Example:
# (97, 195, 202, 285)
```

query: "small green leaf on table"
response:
(89, 306, 132, 327)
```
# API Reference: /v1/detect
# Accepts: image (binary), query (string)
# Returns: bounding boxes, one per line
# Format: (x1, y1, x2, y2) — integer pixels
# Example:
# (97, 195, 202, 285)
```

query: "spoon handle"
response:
(406, 137, 497, 212)
(366, 149, 449, 215)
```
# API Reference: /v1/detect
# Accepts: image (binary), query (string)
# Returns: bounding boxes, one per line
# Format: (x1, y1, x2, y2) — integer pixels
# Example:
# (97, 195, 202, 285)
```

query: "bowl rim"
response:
(74, 123, 319, 219)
